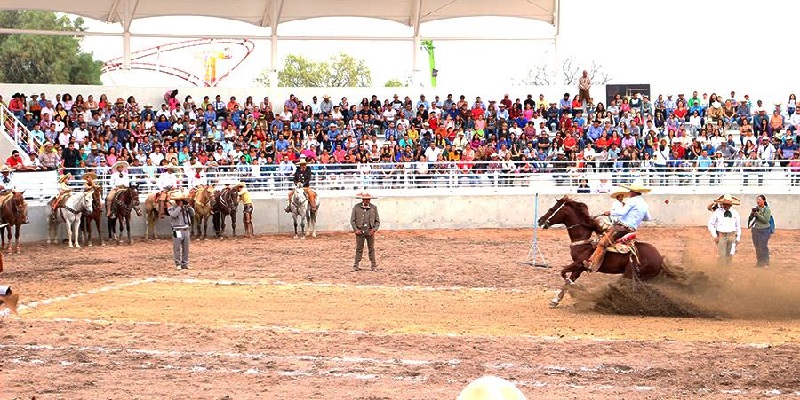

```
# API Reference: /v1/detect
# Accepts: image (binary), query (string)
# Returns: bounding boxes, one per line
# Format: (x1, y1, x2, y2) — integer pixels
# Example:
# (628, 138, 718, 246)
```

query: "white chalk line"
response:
(16, 276, 526, 314)
(3, 343, 797, 396)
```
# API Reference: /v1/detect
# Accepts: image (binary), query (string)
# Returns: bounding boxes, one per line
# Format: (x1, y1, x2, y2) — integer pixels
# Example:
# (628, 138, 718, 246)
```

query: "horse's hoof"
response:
(312, 233, 317, 238)
(301, 236, 306, 240)
(101, 242, 106, 246)
(88, 243, 93, 247)
(549, 300, 560, 308)
(128, 240, 134, 245)
(293, 235, 298, 239)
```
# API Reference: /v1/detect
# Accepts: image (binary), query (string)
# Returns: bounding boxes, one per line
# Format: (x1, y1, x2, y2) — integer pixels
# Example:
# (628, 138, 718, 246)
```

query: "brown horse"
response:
(212, 187, 239, 238)
(81, 186, 105, 246)
(190, 185, 214, 239)
(538, 196, 676, 307)
(108, 185, 142, 245)
(0, 191, 28, 254)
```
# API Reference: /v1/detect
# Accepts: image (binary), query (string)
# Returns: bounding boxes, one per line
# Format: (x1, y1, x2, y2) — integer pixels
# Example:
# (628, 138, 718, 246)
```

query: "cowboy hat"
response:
(609, 187, 630, 199)
(620, 180, 651, 194)
(0, 165, 11, 173)
(59, 173, 72, 183)
(234, 182, 246, 188)
(355, 192, 377, 200)
(298, 158, 307, 165)
(82, 172, 97, 181)
(713, 193, 741, 206)
(111, 160, 129, 171)
(169, 190, 189, 201)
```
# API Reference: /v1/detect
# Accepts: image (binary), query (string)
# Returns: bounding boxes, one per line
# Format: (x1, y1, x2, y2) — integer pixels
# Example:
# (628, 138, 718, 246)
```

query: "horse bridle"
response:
(542, 201, 566, 227)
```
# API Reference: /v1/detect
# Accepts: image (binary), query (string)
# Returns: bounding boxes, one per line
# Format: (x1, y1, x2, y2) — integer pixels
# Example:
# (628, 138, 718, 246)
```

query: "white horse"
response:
(290, 182, 309, 239)
(49, 189, 94, 248)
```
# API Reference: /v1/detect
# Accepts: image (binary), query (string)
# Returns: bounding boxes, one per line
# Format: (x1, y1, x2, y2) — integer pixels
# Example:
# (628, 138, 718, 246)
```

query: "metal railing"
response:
(0, 103, 41, 156)
(40, 160, 797, 201)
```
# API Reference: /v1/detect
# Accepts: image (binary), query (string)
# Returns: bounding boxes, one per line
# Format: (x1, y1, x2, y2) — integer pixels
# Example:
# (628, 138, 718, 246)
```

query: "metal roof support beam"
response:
(410, 0, 422, 87)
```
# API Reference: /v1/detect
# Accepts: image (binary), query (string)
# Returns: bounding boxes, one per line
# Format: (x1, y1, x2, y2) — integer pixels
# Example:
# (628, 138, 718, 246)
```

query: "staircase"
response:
(0, 103, 40, 162)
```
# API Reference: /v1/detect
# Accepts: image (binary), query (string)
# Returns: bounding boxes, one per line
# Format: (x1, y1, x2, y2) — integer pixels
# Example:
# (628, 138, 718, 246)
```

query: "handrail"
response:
(0, 103, 41, 156)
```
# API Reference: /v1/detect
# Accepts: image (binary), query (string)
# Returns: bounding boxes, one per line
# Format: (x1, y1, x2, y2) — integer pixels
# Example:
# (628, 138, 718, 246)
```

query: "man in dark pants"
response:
(168, 191, 195, 270)
(350, 192, 381, 271)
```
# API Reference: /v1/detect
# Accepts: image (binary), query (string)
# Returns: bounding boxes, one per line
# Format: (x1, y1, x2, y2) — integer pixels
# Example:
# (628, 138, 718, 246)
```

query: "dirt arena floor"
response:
(1, 226, 799, 399)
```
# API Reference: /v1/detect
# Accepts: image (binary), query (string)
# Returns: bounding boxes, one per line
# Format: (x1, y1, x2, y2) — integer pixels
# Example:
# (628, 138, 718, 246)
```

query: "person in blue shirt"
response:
(584, 181, 651, 272)
(695, 150, 713, 184)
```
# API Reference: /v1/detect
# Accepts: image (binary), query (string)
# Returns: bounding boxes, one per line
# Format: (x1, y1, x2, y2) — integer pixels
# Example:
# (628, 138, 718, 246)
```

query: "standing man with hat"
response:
(235, 182, 254, 237)
(168, 191, 195, 270)
(707, 194, 742, 265)
(106, 161, 131, 217)
(584, 180, 652, 272)
(350, 192, 381, 271)
(285, 157, 317, 213)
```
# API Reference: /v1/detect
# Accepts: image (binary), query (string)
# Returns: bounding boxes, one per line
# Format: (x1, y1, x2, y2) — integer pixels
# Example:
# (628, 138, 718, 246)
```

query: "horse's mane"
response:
(562, 196, 603, 233)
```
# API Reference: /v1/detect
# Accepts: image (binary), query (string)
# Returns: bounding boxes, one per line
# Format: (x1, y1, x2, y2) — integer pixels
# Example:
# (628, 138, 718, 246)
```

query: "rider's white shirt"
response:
(157, 172, 178, 190)
(110, 171, 131, 187)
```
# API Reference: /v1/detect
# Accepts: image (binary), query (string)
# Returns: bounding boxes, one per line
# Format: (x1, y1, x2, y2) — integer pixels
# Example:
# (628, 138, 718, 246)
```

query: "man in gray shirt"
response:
(350, 192, 381, 271)
(168, 192, 195, 270)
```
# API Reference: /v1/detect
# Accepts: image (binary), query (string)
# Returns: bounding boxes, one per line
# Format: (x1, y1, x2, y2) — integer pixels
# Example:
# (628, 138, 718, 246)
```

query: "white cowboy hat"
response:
(59, 173, 72, 183)
(0, 165, 12, 173)
(111, 160, 129, 171)
(609, 187, 629, 199)
(620, 180, 651, 194)
(234, 181, 246, 188)
(355, 192, 377, 200)
(169, 190, 189, 201)
(82, 171, 98, 181)
(714, 193, 741, 206)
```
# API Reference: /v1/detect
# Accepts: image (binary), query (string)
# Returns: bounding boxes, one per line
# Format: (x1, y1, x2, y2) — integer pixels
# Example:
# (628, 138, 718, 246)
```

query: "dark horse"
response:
(0, 191, 28, 254)
(212, 187, 239, 238)
(108, 185, 142, 245)
(81, 186, 104, 246)
(538, 196, 676, 307)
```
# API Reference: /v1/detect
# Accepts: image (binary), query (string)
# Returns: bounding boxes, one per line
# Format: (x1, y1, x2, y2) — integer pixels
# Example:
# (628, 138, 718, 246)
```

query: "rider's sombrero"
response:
(82, 172, 97, 181)
(714, 194, 741, 206)
(298, 157, 307, 165)
(609, 187, 629, 199)
(234, 182, 246, 188)
(111, 160, 129, 171)
(619, 180, 651, 194)
(59, 173, 72, 183)
(355, 192, 377, 200)
(0, 165, 11, 173)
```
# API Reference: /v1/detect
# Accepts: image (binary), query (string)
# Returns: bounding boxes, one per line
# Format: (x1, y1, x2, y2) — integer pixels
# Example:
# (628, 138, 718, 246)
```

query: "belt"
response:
(716, 231, 736, 235)
(615, 222, 637, 231)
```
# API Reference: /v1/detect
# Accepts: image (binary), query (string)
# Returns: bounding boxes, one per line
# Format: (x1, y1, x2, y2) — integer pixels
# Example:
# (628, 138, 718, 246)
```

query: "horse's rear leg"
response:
(98, 219, 105, 246)
(293, 219, 298, 239)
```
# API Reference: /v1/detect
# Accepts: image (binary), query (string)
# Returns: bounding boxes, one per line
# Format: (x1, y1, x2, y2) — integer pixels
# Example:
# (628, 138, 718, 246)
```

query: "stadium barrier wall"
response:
(22, 193, 799, 243)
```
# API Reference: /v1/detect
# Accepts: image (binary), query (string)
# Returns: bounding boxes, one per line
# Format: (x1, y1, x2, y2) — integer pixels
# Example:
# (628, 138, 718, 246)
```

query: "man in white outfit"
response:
(707, 194, 741, 265)
(156, 166, 179, 217)
(106, 161, 131, 217)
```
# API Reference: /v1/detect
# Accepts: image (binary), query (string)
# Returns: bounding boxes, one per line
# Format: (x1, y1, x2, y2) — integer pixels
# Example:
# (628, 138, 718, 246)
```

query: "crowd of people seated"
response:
(2, 88, 800, 187)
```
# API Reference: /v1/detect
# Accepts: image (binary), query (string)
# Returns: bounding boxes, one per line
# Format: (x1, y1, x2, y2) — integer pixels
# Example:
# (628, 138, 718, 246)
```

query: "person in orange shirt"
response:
(227, 96, 239, 112)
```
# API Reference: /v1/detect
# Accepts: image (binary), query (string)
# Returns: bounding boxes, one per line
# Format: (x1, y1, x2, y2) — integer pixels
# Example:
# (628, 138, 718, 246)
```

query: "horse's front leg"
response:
(293, 218, 298, 239)
(550, 262, 584, 307)
(126, 218, 133, 245)
(231, 213, 237, 238)
(14, 225, 21, 253)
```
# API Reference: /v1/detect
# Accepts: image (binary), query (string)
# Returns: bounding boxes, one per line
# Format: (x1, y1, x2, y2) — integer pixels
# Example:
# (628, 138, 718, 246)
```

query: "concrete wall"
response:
(22, 193, 799, 244)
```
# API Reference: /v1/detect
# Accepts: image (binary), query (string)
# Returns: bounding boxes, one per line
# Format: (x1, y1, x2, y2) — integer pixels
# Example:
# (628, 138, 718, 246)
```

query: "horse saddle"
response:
(607, 233, 638, 254)
(0, 192, 13, 207)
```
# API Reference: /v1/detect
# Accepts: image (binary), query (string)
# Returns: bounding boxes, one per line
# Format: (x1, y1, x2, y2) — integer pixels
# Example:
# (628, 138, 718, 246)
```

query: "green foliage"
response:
(0, 10, 103, 84)
(256, 52, 372, 87)
(384, 79, 405, 88)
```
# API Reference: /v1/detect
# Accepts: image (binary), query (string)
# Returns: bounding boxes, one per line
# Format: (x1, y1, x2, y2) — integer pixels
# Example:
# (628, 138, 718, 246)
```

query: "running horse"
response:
(538, 196, 676, 307)
(0, 191, 29, 254)
(189, 185, 214, 239)
(212, 186, 239, 238)
(108, 184, 142, 245)
(80, 184, 104, 246)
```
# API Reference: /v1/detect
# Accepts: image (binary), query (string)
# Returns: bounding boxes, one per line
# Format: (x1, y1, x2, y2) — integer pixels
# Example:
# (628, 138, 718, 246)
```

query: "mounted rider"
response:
(51, 173, 73, 212)
(285, 157, 317, 213)
(0, 165, 16, 194)
(584, 180, 652, 272)
(82, 171, 99, 191)
(156, 165, 179, 218)
(106, 161, 131, 217)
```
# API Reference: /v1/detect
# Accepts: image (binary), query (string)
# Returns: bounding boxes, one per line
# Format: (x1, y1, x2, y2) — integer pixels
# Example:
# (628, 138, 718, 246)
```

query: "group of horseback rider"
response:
(49, 161, 254, 222)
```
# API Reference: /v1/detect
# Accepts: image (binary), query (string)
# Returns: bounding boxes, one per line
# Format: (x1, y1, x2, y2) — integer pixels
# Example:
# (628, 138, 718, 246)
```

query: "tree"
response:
(515, 55, 613, 87)
(256, 52, 372, 87)
(0, 10, 103, 84)
(384, 78, 406, 88)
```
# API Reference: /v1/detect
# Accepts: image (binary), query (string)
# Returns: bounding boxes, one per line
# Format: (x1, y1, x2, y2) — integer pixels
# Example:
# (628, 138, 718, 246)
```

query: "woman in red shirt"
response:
(673, 100, 689, 121)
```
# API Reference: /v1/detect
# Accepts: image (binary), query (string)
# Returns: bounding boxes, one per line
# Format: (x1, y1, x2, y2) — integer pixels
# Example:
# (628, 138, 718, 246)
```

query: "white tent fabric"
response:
(2, 0, 556, 30)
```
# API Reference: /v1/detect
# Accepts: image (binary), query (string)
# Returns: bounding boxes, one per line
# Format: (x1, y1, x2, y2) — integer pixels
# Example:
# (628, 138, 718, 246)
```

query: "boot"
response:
(583, 246, 605, 272)
(158, 199, 165, 218)
(284, 193, 292, 213)
(307, 190, 317, 212)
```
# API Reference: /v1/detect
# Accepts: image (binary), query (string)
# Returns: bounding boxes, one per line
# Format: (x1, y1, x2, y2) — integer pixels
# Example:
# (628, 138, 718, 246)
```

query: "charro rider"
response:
(106, 161, 131, 217)
(51, 173, 73, 212)
(285, 157, 317, 213)
(0, 165, 16, 193)
(156, 165, 179, 217)
(82, 171, 99, 191)
(584, 180, 652, 272)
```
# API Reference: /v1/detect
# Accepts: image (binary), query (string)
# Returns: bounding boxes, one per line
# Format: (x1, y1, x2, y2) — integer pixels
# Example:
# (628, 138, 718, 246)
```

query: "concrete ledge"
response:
(23, 193, 799, 243)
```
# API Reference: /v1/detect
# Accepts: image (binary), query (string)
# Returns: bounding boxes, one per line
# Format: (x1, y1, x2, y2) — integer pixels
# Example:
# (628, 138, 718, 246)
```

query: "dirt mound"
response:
(591, 278, 719, 318)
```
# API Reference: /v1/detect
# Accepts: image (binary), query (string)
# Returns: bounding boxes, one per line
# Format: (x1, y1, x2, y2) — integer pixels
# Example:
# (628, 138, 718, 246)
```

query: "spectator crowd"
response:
(2, 87, 800, 188)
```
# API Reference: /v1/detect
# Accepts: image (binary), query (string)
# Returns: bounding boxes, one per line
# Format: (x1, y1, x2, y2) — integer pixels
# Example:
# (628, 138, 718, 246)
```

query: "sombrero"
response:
(298, 157, 307, 165)
(0, 165, 11, 173)
(59, 173, 72, 183)
(713, 194, 741, 206)
(169, 190, 189, 201)
(355, 192, 377, 199)
(609, 187, 629, 199)
(234, 181, 246, 188)
(82, 172, 97, 180)
(111, 160, 129, 171)
(619, 180, 651, 194)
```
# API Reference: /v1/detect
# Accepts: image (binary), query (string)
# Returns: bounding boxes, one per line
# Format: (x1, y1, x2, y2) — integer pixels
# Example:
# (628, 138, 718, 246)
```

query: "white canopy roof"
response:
(5, 0, 557, 32)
